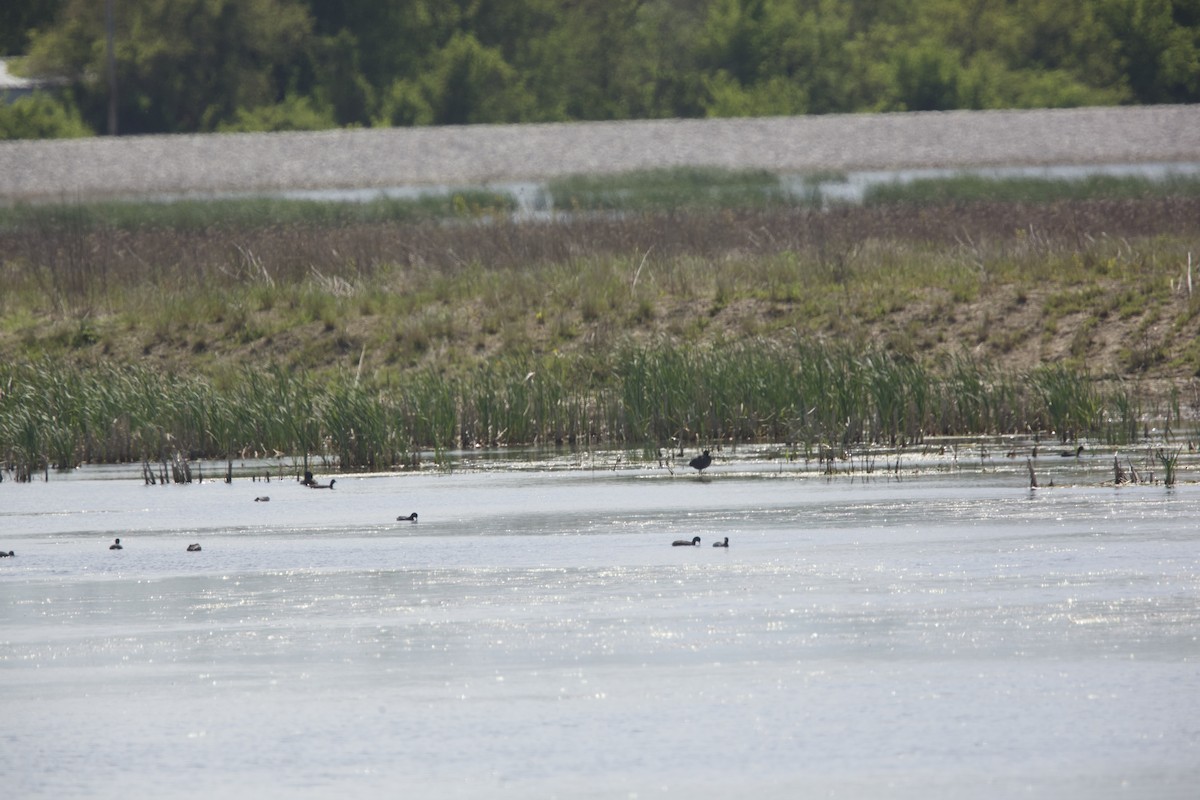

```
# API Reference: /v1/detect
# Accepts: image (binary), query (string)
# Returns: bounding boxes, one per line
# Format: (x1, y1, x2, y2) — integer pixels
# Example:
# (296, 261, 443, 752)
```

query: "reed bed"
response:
(863, 173, 1200, 206)
(0, 344, 1167, 479)
(0, 191, 517, 233)
(547, 167, 807, 212)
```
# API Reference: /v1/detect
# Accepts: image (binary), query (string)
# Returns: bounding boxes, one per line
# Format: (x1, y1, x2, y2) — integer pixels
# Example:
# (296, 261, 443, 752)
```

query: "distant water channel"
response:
(3, 442, 1199, 799)
(267, 161, 1200, 217)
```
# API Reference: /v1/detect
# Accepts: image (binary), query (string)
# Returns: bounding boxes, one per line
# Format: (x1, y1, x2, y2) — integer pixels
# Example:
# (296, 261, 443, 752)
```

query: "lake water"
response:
(213, 161, 1200, 215)
(3, 444, 1199, 799)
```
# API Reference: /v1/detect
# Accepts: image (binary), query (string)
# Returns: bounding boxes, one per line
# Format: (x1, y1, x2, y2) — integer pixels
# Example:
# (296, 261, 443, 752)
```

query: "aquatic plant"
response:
(0, 339, 1182, 478)
(547, 167, 811, 212)
(1159, 447, 1181, 487)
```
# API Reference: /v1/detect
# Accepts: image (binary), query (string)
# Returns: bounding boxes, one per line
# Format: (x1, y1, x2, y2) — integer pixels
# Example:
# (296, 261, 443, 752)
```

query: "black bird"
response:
(186, 543, 202, 552)
(254, 496, 270, 502)
(689, 450, 713, 473)
(309, 479, 336, 489)
(673, 536, 701, 546)
(1060, 445, 1085, 457)
(397, 513, 418, 522)
(109, 538, 123, 550)
(0, 550, 14, 557)
(712, 537, 729, 548)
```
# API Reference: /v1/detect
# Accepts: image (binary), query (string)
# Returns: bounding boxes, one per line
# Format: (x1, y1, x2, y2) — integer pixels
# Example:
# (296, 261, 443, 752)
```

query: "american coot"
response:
(713, 537, 729, 548)
(688, 450, 713, 472)
(309, 479, 336, 489)
(397, 513, 418, 522)
(254, 496, 270, 502)
(109, 538, 123, 550)
(186, 543, 202, 552)
(0, 550, 14, 557)
(673, 536, 701, 546)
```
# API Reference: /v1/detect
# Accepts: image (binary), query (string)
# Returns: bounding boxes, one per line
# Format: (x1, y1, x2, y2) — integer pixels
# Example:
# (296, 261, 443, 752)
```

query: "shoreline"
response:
(6, 106, 1200, 204)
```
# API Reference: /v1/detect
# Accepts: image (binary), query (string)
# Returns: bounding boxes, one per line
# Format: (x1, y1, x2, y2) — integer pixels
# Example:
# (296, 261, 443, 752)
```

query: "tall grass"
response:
(0, 342, 1149, 478)
(0, 191, 517, 233)
(547, 167, 811, 212)
(4, 196, 1197, 324)
(864, 173, 1200, 206)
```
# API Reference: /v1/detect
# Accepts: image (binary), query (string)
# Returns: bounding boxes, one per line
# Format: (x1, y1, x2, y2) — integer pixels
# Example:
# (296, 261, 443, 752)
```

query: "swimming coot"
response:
(713, 537, 729, 548)
(187, 543, 202, 552)
(397, 513, 418, 522)
(109, 538, 123, 550)
(672, 536, 701, 546)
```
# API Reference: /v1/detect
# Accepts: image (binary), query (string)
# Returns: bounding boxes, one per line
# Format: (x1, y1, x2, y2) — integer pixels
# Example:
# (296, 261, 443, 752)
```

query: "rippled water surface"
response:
(3, 447, 1199, 799)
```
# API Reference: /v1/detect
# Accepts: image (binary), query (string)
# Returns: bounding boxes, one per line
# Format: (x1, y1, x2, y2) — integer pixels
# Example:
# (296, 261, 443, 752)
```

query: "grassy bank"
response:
(2, 170, 1199, 474)
(0, 190, 518, 232)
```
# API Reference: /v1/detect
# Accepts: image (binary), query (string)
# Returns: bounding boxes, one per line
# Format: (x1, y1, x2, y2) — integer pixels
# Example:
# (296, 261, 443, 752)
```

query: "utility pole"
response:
(106, 0, 117, 135)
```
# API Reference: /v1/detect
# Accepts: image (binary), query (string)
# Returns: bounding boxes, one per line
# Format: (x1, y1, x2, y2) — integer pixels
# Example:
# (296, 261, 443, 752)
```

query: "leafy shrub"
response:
(0, 91, 92, 139)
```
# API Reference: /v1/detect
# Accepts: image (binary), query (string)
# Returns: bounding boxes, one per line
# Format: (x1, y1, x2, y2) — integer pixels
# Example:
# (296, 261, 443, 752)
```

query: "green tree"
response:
(374, 79, 434, 128)
(527, 0, 683, 120)
(26, 0, 314, 135)
(422, 32, 534, 125)
(0, 91, 92, 139)
(0, 0, 66, 56)
(313, 29, 374, 126)
(9, 0, 1199, 135)
(304, 0, 439, 94)
(698, 0, 862, 116)
(891, 40, 962, 111)
(1100, 0, 1200, 103)
(216, 93, 336, 133)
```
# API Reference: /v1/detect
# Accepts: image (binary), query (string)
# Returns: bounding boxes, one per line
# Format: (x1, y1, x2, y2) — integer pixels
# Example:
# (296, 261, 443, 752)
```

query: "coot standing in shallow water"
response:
(673, 536, 702, 546)
(109, 538, 122, 550)
(713, 537, 729, 548)
(689, 450, 713, 473)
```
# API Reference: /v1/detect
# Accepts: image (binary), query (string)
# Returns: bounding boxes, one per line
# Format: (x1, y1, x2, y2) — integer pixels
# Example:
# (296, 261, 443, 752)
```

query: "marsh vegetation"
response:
(2, 169, 1199, 477)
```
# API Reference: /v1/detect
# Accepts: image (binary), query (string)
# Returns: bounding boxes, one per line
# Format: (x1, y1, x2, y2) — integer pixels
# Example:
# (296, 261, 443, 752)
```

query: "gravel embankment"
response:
(2, 105, 1199, 203)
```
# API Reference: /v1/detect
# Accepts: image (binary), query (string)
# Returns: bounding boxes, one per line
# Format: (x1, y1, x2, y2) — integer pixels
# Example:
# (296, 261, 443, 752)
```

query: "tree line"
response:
(2, 0, 1198, 139)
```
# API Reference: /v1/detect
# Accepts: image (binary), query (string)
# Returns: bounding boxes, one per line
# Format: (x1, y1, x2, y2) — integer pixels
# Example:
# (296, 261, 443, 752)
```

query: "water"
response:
(3, 447, 1199, 799)
(155, 162, 1200, 218)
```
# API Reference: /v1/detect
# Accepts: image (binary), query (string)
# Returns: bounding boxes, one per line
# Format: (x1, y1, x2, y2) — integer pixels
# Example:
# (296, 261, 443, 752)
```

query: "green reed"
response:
(1159, 447, 1181, 487)
(547, 167, 811, 212)
(0, 192, 517, 234)
(863, 173, 1200, 206)
(0, 342, 1174, 478)
(1028, 362, 1102, 442)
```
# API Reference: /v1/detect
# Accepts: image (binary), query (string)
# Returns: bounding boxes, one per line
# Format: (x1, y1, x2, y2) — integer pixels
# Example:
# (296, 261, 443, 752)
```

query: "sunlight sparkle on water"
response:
(2, 449, 1199, 799)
